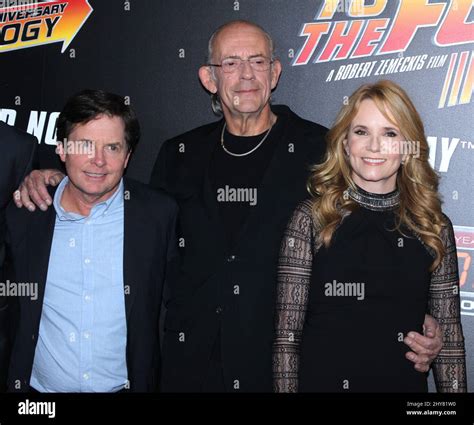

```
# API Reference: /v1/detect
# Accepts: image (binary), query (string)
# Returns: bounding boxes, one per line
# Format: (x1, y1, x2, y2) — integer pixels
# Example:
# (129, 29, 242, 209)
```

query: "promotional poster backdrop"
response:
(0, 0, 473, 398)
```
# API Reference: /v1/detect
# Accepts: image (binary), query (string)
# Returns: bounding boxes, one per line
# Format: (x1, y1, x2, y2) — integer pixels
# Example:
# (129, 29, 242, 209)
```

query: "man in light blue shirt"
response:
(30, 177, 128, 392)
(5, 90, 179, 392)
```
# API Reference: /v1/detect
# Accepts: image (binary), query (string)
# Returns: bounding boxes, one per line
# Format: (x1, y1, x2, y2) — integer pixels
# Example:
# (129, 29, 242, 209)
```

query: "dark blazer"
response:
(0, 122, 37, 391)
(150, 105, 327, 392)
(5, 177, 179, 392)
(0, 122, 36, 276)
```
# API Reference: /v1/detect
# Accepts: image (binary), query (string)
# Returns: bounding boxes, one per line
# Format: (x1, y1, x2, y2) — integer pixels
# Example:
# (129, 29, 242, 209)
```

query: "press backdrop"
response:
(1, 0, 473, 391)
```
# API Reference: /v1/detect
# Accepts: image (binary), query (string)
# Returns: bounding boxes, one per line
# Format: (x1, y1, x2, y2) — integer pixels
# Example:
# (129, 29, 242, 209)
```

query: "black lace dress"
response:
(273, 187, 466, 392)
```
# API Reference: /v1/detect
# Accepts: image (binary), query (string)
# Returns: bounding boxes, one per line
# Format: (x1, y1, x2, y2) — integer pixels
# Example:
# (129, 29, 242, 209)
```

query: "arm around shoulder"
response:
(430, 215, 467, 392)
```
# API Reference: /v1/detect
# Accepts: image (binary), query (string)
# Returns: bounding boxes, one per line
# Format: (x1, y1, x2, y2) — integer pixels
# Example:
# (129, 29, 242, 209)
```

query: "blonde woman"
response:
(273, 80, 466, 392)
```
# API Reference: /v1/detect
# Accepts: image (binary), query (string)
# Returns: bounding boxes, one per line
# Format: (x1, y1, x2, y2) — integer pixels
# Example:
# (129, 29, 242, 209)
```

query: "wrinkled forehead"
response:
(212, 24, 271, 60)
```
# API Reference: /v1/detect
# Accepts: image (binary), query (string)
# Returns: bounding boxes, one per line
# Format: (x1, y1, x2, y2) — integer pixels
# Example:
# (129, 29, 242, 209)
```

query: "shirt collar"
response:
(53, 177, 124, 221)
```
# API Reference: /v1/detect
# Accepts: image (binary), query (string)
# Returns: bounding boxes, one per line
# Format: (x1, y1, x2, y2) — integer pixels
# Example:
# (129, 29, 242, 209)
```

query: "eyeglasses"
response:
(208, 57, 273, 73)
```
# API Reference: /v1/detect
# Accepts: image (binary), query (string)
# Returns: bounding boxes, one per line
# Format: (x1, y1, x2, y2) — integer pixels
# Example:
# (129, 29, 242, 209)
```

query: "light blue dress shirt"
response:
(30, 177, 128, 392)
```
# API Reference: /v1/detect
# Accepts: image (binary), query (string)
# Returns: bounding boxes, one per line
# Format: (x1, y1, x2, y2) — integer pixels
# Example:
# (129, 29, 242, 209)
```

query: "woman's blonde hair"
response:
(307, 80, 445, 270)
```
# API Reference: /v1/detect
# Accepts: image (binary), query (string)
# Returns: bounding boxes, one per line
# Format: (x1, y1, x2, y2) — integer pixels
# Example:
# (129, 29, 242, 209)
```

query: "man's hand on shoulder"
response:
(13, 169, 65, 211)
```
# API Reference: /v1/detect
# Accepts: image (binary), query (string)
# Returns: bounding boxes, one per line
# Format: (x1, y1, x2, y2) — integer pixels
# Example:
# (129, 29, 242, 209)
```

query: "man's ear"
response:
(199, 66, 218, 94)
(271, 59, 282, 90)
(124, 151, 131, 170)
(57, 142, 66, 163)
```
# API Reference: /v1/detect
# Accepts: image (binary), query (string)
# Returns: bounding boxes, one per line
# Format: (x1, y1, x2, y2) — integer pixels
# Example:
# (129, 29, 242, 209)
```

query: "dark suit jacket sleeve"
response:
(163, 201, 180, 307)
(14, 135, 37, 193)
(149, 140, 180, 307)
(0, 124, 37, 392)
(0, 125, 37, 295)
(0, 125, 37, 210)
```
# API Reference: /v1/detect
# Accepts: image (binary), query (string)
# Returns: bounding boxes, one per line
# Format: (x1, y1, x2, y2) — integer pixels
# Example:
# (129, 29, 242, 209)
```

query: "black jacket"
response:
(0, 122, 36, 391)
(150, 105, 327, 392)
(0, 122, 36, 279)
(5, 178, 179, 392)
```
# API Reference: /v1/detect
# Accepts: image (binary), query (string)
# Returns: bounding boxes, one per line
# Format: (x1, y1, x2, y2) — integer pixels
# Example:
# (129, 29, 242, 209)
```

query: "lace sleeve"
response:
(429, 216, 467, 392)
(273, 200, 316, 392)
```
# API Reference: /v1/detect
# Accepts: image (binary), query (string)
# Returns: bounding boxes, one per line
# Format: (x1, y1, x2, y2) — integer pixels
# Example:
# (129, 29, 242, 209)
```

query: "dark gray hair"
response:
(206, 20, 276, 116)
(56, 89, 140, 152)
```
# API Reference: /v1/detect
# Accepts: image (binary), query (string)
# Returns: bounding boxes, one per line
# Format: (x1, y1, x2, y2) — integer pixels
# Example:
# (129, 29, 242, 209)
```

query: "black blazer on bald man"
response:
(150, 105, 327, 392)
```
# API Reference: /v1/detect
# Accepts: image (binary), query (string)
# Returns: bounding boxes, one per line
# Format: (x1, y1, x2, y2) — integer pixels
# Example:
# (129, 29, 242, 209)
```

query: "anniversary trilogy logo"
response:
(0, 0, 93, 54)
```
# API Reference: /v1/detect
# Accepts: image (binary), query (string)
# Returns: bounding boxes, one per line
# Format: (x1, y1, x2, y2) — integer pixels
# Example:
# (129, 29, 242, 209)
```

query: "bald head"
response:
(207, 20, 275, 64)
(199, 20, 281, 118)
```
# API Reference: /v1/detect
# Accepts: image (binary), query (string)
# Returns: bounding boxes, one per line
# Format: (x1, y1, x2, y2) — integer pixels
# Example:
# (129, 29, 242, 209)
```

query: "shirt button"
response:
(227, 255, 236, 262)
(216, 306, 223, 314)
(84, 258, 91, 264)
(84, 332, 90, 339)
(84, 295, 91, 302)
(83, 373, 89, 380)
